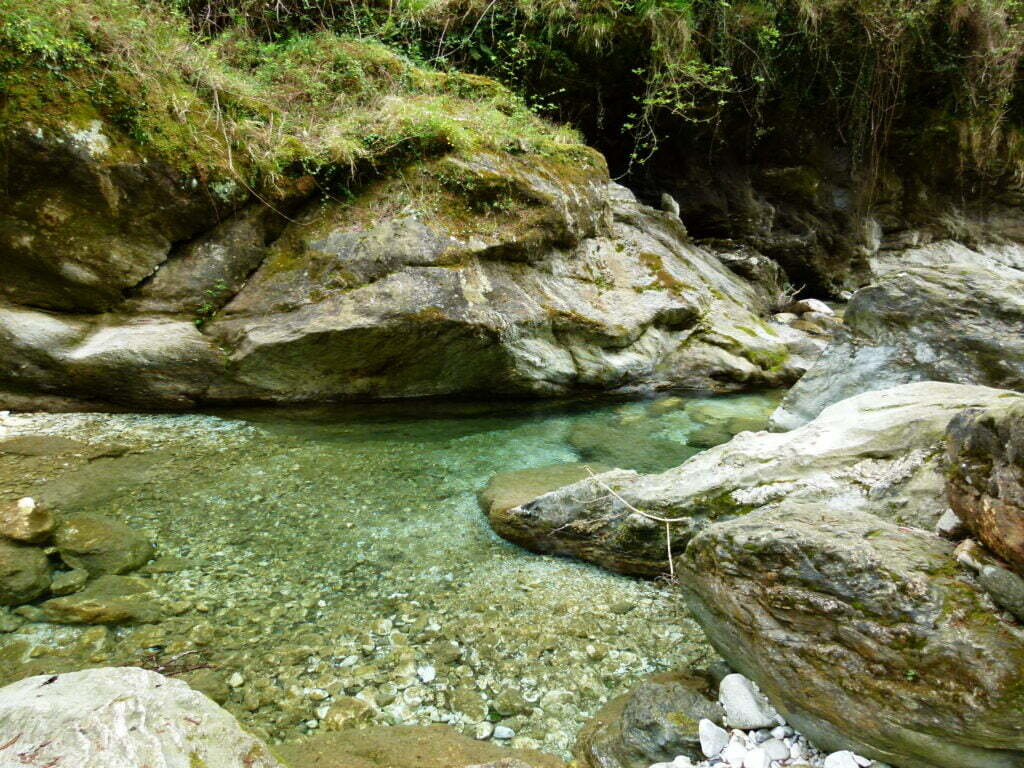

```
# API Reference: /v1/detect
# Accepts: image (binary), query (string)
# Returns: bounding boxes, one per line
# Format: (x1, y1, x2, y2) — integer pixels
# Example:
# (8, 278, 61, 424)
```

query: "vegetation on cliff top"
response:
(0, 0, 584, 196)
(167, 0, 1024, 187)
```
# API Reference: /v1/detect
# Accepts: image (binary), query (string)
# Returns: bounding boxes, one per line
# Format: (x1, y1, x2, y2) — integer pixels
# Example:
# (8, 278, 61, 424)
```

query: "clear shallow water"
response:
(0, 390, 781, 757)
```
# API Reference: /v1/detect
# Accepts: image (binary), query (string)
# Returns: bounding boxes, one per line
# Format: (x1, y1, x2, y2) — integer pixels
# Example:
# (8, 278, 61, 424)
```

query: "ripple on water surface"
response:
(0, 390, 781, 757)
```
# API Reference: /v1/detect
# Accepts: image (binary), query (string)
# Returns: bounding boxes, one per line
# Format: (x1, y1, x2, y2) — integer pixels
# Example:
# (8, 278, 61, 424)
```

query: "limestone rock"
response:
(679, 503, 1024, 768)
(54, 512, 154, 575)
(772, 242, 1024, 429)
(573, 669, 725, 768)
(492, 383, 1019, 576)
(0, 667, 282, 768)
(273, 724, 565, 768)
(39, 574, 160, 624)
(0, 497, 54, 543)
(478, 463, 611, 519)
(946, 398, 1024, 572)
(0, 538, 50, 606)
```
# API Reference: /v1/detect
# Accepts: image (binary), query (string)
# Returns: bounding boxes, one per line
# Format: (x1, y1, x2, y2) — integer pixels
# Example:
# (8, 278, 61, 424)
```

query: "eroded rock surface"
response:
(772, 241, 1024, 428)
(947, 399, 1024, 572)
(492, 382, 1019, 576)
(678, 503, 1024, 768)
(0, 667, 283, 768)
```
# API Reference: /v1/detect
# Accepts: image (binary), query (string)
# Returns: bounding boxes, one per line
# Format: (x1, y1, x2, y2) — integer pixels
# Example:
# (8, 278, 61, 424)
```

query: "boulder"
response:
(273, 725, 565, 768)
(2, 144, 821, 410)
(573, 669, 725, 768)
(39, 574, 161, 624)
(947, 399, 1024, 572)
(0, 666, 282, 768)
(0, 539, 50, 606)
(54, 512, 154, 575)
(678, 503, 1024, 768)
(492, 383, 1020, 576)
(772, 241, 1024, 429)
(478, 463, 611, 519)
(0, 497, 54, 543)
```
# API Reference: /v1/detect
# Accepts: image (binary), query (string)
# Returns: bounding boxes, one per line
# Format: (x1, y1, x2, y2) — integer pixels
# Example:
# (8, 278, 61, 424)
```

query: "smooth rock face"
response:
(947, 399, 1024, 572)
(0, 538, 50, 606)
(54, 512, 154, 575)
(679, 503, 1024, 768)
(772, 241, 1024, 429)
(492, 383, 1020, 576)
(573, 669, 725, 768)
(0, 667, 282, 768)
(1, 134, 821, 410)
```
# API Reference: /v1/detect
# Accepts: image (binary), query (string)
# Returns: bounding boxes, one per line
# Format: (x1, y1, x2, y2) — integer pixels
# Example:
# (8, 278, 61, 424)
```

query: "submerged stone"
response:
(0, 538, 50, 606)
(40, 574, 160, 624)
(54, 512, 154, 575)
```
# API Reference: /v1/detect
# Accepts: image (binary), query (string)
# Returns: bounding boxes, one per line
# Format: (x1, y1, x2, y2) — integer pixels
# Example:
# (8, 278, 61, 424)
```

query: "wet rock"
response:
(568, 418, 700, 474)
(0, 538, 50, 606)
(679, 502, 1024, 768)
(479, 463, 611, 519)
(54, 512, 154, 575)
(0, 496, 54, 543)
(184, 668, 231, 705)
(0, 667, 282, 768)
(788, 298, 833, 315)
(493, 383, 1018, 576)
(772, 242, 1024, 429)
(39, 574, 160, 624)
(574, 669, 724, 768)
(947, 398, 1024, 572)
(49, 567, 89, 596)
(0, 435, 126, 458)
(272, 724, 566, 768)
(323, 696, 376, 730)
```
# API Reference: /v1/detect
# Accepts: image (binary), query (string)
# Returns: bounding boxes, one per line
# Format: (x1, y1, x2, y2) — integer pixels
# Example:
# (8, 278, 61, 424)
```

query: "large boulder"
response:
(1, 129, 821, 410)
(772, 241, 1024, 429)
(678, 503, 1024, 768)
(0, 667, 283, 768)
(492, 382, 1020, 576)
(573, 669, 725, 768)
(947, 399, 1024, 572)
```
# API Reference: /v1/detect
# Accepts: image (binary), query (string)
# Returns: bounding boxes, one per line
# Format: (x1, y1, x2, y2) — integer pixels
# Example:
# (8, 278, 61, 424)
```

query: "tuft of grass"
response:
(0, 0, 584, 197)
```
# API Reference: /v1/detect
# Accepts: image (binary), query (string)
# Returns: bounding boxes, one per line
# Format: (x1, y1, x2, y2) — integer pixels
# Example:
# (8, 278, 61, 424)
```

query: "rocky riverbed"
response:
(0, 392, 778, 757)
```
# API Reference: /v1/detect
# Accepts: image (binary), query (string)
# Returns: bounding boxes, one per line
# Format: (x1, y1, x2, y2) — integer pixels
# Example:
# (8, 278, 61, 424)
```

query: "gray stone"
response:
(699, 718, 729, 758)
(772, 242, 1024, 429)
(825, 752, 863, 768)
(935, 509, 966, 540)
(718, 674, 777, 729)
(492, 383, 1020, 576)
(574, 669, 724, 768)
(679, 502, 1024, 768)
(0, 667, 282, 768)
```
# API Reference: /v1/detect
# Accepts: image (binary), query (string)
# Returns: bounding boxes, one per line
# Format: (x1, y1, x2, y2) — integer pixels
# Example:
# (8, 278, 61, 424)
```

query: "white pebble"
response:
(227, 672, 244, 688)
(721, 739, 747, 767)
(824, 751, 863, 768)
(742, 747, 770, 768)
(699, 718, 730, 758)
(493, 725, 514, 740)
(719, 674, 778, 729)
(761, 738, 789, 761)
(417, 665, 436, 683)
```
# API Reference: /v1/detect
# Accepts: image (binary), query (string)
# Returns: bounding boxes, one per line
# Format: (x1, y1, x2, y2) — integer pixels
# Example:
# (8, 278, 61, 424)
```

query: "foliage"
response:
(163, 0, 1024, 187)
(0, 0, 583, 196)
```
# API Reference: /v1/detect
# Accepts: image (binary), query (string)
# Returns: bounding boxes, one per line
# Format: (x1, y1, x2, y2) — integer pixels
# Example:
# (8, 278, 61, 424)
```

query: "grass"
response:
(0, 0, 585, 197)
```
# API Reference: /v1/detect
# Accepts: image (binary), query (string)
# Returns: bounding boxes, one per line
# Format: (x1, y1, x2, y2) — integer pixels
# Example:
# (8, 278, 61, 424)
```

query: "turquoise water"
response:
(0, 390, 781, 756)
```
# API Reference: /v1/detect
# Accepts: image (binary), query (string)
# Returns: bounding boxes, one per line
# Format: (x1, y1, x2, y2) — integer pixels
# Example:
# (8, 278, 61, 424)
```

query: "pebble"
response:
(492, 725, 515, 740)
(227, 672, 245, 688)
(698, 718, 729, 758)
(935, 508, 966, 540)
(718, 674, 777, 729)
(474, 722, 494, 740)
(824, 751, 862, 768)
(417, 665, 436, 683)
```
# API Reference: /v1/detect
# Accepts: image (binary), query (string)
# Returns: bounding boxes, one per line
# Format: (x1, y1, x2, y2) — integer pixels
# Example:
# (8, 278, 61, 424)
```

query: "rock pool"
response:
(0, 390, 781, 758)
